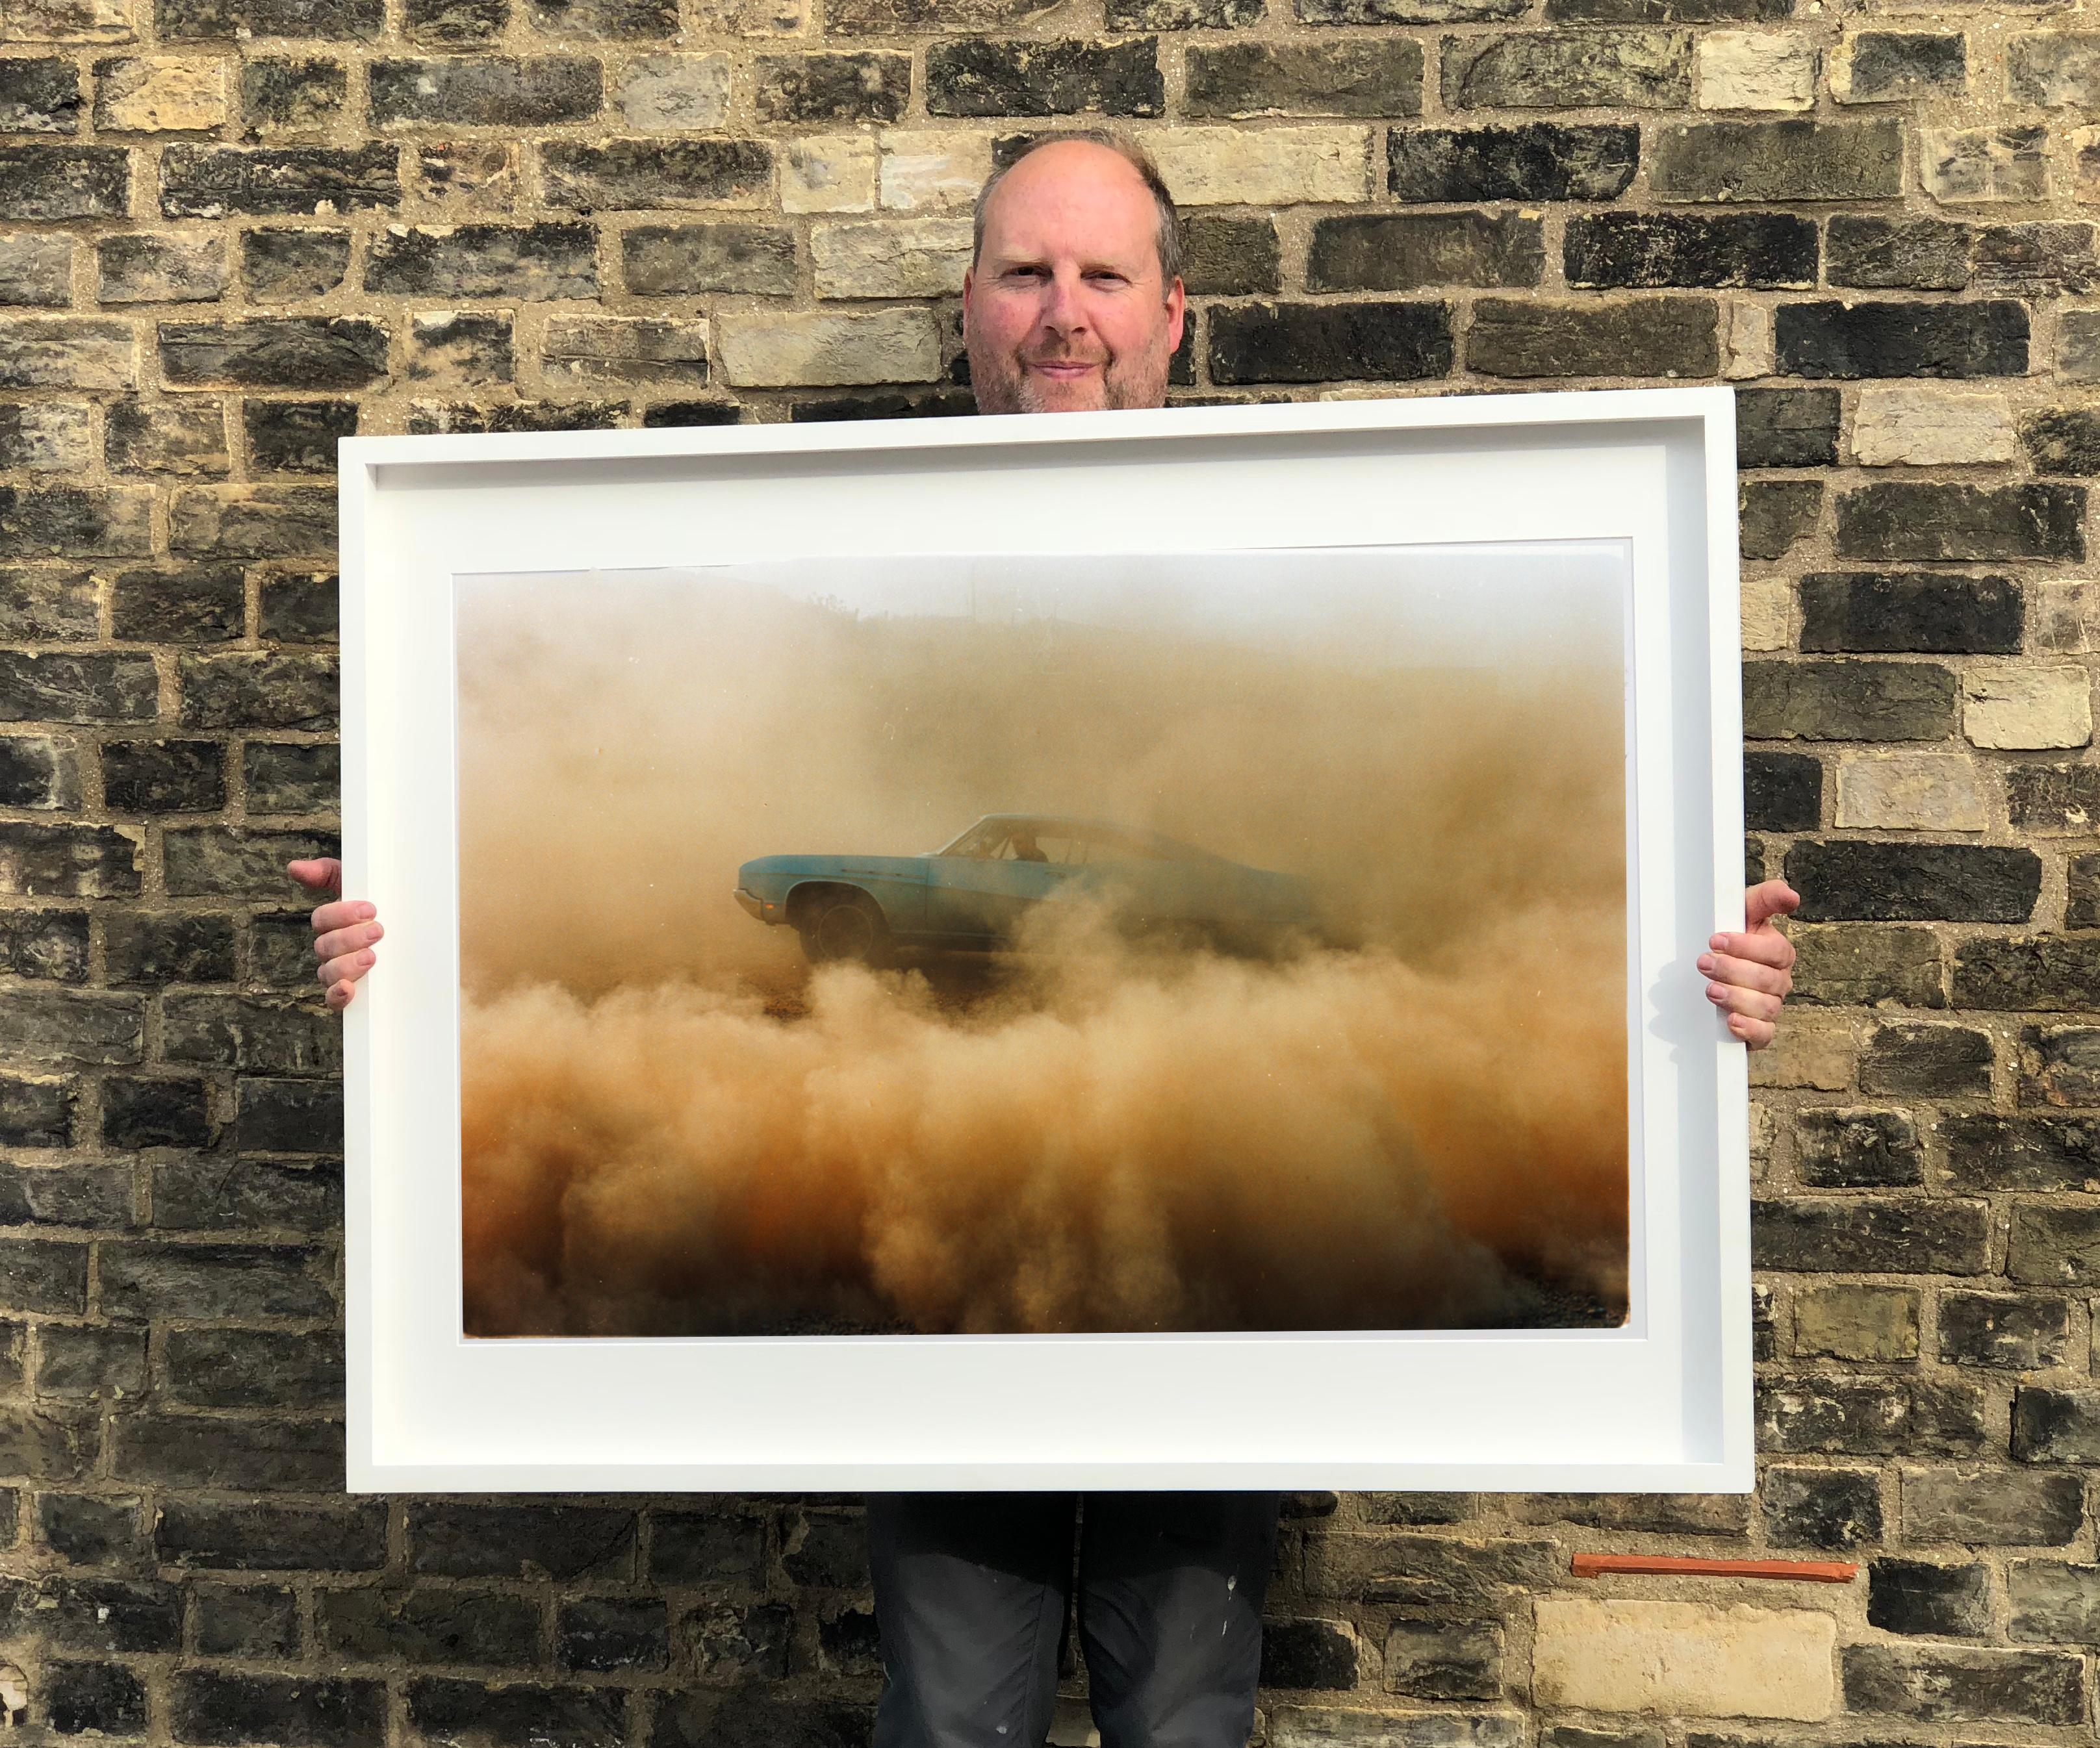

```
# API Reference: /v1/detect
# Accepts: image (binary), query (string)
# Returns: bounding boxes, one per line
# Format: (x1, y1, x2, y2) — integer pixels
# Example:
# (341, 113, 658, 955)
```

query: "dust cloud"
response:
(457, 561, 1629, 1336)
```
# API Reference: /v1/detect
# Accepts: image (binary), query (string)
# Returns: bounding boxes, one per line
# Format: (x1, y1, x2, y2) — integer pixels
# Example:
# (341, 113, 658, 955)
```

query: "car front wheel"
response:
(799, 891, 893, 966)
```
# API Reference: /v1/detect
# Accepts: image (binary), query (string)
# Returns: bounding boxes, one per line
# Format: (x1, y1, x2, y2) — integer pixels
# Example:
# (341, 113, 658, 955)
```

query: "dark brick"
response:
(368, 56, 599, 125)
(0, 1575, 179, 1651)
(1795, 1108, 1923, 1187)
(238, 743, 339, 816)
(622, 223, 793, 297)
(1798, 571, 2020, 655)
(368, 222, 598, 299)
(0, 58, 80, 132)
(1776, 300, 2029, 379)
(1180, 214, 1279, 296)
(2022, 409, 2100, 478)
(1742, 659, 1955, 741)
(0, 988, 141, 1060)
(1868, 1560, 1990, 1637)
(100, 1243, 332, 1322)
(159, 144, 395, 219)
(405, 0, 507, 38)
(0, 568, 96, 640)
(0, 908, 86, 982)
(409, 1678, 624, 1748)
(242, 228, 352, 302)
(1467, 296, 1715, 377)
(1301, 1532, 1559, 1606)
(1861, 1024, 1992, 1098)
(1940, 1292, 2070, 1371)
(0, 1161, 127, 1226)
(151, 1158, 340, 1233)
(925, 38, 1162, 116)
(0, 1074, 73, 1146)
(1839, 31, 1964, 100)
(0, 487, 150, 559)
(1389, 123, 1635, 201)
(1787, 841, 2039, 924)
(178, 654, 335, 730)
(780, 1509, 866, 1588)
(1565, 211, 1815, 288)
(653, 1693, 870, 1748)
(1826, 214, 1969, 292)
(259, 571, 336, 642)
(1547, 0, 1783, 16)
(816, 1606, 880, 1677)
(0, 147, 129, 222)
(245, 401, 355, 475)
(111, 565, 244, 645)
(241, 58, 347, 134)
(36, 1493, 145, 1568)
(1752, 1197, 1989, 1273)
(1254, 1616, 1358, 1691)
(2019, 1024, 2100, 1107)
(319, 1586, 543, 1666)
(685, 1599, 791, 1681)
(161, 0, 379, 34)
(1441, 31, 1690, 108)
(0, 1406, 96, 1479)
(0, 736, 75, 810)
(1651, 120, 1901, 200)
(159, 318, 385, 390)
(250, 909, 323, 987)
(1956, 937, 2100, 1011)
(164, 1327, 342, 1410)
(1186, 40, 1421, 116)
(649, 1508, 765, 1585)
(559, 1596, 667, 1671)
(2010, 1205, 2100, 1286)
(1973, 223, 2096, 298)
(157, 1499, 386, 1571)
(1309, 212, 1541, 291)
(1208, 301, 1452, 385)
(105, 911, 235, 985)
(1903, 1466, 2082, 1546)
(407, 400, 625, 435)
(1836, 484, 2082, 563)
(2060, 855, 2097, 928)
(105, 399, 231, 477)
(0, 234, 73, 308)
(1381, 1618, 1496, 1698)
(1512, 1493, 1747, 1536)
(0, 652, 156, 724)
(1758, 1374, 1985, 1456)
(1943, 1114, 2100, 1191)
(195, 1585, 300, 1657)
(1737, 388, 1839, 468)
(231, 1078, 340, 1153)
(1739, 479, 1819, 560)
(101, 1075, 215, 1150)
(409, 1504, 636, 1580)
(754, 52, 908, 123)
(1744, 750, 1819, 831)
(0, 1241, 87, 1313)
(171, 1672, 386, 1747)
(1298, 0, 1520, 18)
(47, 1661, 146, 1735)
(1842, 1644, 2084, 1724)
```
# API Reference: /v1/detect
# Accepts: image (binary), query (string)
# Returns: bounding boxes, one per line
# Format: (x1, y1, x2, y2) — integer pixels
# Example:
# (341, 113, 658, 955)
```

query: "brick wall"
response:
(0, 0, 2095, 1735)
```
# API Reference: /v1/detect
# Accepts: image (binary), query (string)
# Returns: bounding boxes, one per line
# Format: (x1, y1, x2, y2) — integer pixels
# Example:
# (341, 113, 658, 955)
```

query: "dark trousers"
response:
(867, 1492, 1282, 1748)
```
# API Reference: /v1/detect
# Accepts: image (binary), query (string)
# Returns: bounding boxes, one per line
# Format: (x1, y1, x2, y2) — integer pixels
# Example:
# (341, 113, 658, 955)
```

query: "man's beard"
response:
(969, 342, 1171, 414)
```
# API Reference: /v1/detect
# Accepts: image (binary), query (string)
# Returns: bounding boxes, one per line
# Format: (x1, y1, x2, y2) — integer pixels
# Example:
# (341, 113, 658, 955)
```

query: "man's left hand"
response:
(1700, 880, 1800, 1050)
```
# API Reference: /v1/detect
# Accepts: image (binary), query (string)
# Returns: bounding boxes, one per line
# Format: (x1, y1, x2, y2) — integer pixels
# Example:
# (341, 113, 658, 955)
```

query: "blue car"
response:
(736, 814, 1322, 964)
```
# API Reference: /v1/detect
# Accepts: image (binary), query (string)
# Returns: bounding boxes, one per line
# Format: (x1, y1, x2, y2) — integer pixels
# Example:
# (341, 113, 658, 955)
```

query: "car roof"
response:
(961, 814, 1222, 862)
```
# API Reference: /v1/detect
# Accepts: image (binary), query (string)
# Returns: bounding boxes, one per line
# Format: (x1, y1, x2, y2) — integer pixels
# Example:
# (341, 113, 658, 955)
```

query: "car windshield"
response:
(936, 820, 1179, 864)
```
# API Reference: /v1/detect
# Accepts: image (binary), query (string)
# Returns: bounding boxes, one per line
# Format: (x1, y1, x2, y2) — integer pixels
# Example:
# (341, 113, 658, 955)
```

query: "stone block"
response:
(1468, 296, 1715, 377)
(1185, 40, 1422, 117)
(1209, 301, 1452, 385)
(1149, 125, 1369, 206)
(1832, 754, 1984, 831)
(542, 139, 769, 212)
(541, 316, 708, 390)
(1793, 1284, 1917, 1361)
(1786, 841, 2039, 923)
(1310, 212, 1542, 291)
(1831, 32, 1964, 103)
(1852, 388, 2016, 466)
(1795, 1107, 1923, 1186)
(755, 51, 908, 123)
(1826, 215, 1969, 291)
(811, 216, 969, 299)
(92, 55, 225, 130)
(611, 53, 728, 129)
(1387, 123, 1636, 202)
(716, 309, 937, 388)
(1964, 667, 2092, 750)
(1697, 32, 1813, 110)
(1532, 1599, 1834, 1720)
(781, 134, 875, 214)
(1940, 1292, 2071, 1370)
(1652, 119, 1901, 201)
(923, 38, 1162, 117)
(1836, 484, 2081, 563)
(1922, 127, 2049, 203)
(1862, 1022, 1992, 1096)
(1441, 31, 1691, 109)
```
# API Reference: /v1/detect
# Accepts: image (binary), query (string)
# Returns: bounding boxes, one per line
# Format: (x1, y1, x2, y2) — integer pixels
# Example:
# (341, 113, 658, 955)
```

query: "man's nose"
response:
(1039, 267, 1087, 330)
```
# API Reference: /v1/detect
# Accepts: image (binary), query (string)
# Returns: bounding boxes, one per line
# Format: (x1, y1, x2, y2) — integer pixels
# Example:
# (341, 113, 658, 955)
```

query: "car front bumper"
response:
(734, 887, 779, 922)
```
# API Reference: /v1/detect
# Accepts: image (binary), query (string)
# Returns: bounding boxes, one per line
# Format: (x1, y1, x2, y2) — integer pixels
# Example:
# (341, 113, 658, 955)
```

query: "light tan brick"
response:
(1, 0, 132, 40)
(1795, 1283, 1919, 1361)
(1850, 387, 2017, 466)
(1923, 127, 2051, 203)
(2032, 581, 2099, 654)
(541, 315, 710, 390)
(812, 216, 970, 299)
(1698, 32, 1815, 111)
(781, 134, 877, 215)
(1532, 1599, 1836, 1720)
(1834, 754, 1988, 830)
(880, 131, 994, 211)
(1964, 668, 2094, 750)
(1147, 126, 1371, 207)
(1741, 577, 1789, 651)
(716, 307, 938, 387)
(613, 55, 730, 131)
(1750, 1018, 1856, 1093)
(92, 56, 225, 131)
(695, 0, 804, 29)
(1723, 300, 1772, 381)
(2073, 127, 2100, 205)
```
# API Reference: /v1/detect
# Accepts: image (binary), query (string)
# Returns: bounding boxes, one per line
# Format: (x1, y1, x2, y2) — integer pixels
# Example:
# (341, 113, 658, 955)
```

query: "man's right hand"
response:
(288, 857, 382, 1011)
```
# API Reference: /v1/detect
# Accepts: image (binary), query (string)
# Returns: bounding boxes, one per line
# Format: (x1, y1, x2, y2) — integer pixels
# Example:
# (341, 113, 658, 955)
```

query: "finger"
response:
(1709, 928, 1797, 971)
(318, 948, 376, 989)
(1745, 879, 1800, 931)
(324, 978, 357, 1012)
(314, 920, 383, 963)
(1697, 950, 1791, 997)
(288, 856, 342, 895)
(1728, 1010, 1777, 1050)
(310, 899, 376, 935)
(1706, 981, 1784, 1025)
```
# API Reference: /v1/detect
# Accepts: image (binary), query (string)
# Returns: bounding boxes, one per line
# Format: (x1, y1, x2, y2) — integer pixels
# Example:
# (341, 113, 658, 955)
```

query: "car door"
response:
(925, 827, 1074, 943)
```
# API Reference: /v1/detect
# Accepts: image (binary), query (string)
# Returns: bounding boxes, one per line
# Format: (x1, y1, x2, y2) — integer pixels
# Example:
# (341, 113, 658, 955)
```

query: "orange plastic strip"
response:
(1571, 1553, 1858, 1583)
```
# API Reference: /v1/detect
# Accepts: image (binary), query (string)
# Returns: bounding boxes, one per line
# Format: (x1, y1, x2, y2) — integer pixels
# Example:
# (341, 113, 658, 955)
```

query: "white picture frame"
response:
(340, 385, 1749, 1494)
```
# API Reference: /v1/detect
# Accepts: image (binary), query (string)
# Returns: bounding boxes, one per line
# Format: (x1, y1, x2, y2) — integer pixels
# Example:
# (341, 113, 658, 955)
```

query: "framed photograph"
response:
(341, 386, 1749, 1492)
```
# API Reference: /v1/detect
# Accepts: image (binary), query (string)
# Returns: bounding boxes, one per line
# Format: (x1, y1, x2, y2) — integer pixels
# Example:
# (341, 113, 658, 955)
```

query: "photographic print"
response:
(454, 544, 1633, 1340)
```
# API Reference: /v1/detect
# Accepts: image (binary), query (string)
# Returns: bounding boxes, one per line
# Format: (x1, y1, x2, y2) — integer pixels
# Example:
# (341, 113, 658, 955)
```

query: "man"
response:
(294, 131, 1802, 1748)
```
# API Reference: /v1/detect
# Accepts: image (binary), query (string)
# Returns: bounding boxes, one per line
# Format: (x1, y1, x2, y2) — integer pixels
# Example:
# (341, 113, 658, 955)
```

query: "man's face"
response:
(963, 140, 1185, 416)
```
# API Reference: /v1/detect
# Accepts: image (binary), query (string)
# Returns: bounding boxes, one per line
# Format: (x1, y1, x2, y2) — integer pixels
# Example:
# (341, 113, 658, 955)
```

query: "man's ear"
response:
(1164, 275, 1186, 354)
(960, 266, 975, 340)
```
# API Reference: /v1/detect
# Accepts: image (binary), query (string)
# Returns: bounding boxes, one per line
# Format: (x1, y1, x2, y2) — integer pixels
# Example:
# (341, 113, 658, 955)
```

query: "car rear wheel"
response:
(799, 891, 893, 966)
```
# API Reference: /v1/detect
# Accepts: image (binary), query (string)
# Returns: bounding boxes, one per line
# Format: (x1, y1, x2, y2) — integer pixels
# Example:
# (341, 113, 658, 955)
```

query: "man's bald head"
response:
(971, 131, 1184, 289)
